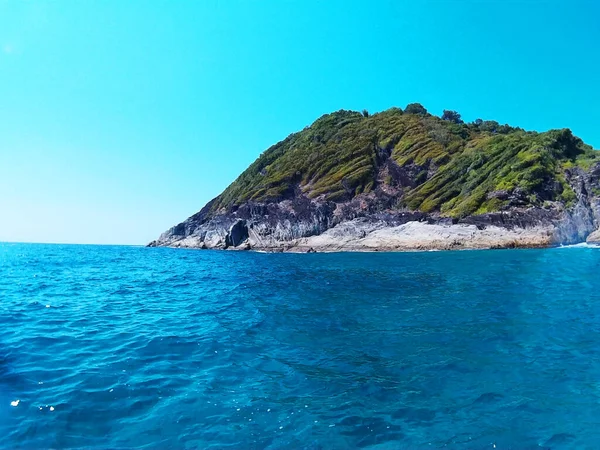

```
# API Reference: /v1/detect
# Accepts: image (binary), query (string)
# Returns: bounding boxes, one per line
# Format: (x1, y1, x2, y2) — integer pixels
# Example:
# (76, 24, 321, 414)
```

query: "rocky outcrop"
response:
(148, 167, 600, 251)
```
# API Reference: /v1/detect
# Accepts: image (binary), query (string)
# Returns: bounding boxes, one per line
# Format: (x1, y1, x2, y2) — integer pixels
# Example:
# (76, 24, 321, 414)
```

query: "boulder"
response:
(587, 229, 600, 244)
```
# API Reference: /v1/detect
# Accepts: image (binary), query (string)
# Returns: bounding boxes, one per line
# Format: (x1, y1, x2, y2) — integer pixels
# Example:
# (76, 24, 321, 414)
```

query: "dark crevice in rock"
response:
(225, 219, 249, 248)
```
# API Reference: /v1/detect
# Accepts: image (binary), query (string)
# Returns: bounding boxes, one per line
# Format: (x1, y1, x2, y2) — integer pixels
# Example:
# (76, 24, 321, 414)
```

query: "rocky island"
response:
(149, 104, 600, 252)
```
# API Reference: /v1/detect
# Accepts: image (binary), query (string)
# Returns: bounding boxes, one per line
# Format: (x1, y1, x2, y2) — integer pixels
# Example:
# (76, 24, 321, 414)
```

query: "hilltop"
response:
(149, 104, 600, 251)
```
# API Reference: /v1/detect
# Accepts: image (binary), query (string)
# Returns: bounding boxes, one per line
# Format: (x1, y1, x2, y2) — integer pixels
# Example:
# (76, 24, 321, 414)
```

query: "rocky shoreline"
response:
(148, 190, 600, 253)
(147, 222, 598, 253)
(149, 218, 554, 252)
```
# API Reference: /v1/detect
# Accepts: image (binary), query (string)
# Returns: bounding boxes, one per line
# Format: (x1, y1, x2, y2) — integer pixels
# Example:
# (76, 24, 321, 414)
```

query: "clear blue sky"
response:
(1, 1, 599, 245)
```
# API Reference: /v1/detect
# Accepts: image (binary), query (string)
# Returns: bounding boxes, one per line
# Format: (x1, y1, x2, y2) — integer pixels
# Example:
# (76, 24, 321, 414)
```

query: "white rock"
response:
(587, 229, 600, 244)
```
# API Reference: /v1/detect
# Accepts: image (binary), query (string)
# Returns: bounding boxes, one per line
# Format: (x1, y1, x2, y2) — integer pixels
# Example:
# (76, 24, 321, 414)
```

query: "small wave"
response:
(558, 243, 600, 249)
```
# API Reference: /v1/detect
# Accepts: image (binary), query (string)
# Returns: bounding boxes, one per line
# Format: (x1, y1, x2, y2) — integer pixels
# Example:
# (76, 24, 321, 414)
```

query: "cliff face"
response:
(149, 107, 600, 251)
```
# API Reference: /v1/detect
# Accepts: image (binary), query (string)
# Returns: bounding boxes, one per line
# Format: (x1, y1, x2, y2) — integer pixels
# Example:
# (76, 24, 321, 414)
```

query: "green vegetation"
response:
(211, 105, 599, 218)
(404, 103, 428, 115)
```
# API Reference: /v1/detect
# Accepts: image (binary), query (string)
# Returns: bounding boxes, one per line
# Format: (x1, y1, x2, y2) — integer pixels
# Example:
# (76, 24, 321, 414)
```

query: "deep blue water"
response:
(2, 243, 600, 449)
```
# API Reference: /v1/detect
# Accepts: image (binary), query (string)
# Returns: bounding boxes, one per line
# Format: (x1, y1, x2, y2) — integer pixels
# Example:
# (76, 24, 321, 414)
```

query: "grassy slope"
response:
(211, 108, 599, 218)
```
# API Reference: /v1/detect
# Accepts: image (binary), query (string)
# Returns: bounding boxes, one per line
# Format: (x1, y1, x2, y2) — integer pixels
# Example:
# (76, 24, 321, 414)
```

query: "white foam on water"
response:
(10, 400, 19, 407)
(557, 242, 600, 249)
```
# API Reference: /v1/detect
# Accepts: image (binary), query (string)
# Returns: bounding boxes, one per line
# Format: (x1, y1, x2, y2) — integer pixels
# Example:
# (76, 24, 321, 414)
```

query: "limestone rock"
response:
(587, 229, 600, 244)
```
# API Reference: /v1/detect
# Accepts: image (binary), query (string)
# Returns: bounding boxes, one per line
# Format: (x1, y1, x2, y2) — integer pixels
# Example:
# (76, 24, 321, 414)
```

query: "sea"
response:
(1, 242, 600, 449)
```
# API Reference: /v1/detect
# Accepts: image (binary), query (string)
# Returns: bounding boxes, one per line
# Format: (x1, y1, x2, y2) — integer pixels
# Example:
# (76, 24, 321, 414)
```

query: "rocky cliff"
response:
(149, 106, 600, 251)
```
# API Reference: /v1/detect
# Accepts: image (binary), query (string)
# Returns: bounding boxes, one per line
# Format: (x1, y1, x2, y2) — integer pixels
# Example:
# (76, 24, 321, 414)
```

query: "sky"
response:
(1, 0, 599, 245)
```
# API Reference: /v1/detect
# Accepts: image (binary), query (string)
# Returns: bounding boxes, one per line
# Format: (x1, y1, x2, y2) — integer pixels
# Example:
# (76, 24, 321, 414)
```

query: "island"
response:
(149, 104, 600, 252)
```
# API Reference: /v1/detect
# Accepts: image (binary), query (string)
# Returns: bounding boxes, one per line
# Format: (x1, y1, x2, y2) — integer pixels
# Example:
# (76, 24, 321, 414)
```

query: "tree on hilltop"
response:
(405, 103, 428, 115)
(441, 110, 463, 124)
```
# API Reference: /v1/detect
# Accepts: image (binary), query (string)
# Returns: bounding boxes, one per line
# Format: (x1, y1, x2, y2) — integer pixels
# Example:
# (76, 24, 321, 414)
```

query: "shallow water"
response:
(1, 243, 600, 449)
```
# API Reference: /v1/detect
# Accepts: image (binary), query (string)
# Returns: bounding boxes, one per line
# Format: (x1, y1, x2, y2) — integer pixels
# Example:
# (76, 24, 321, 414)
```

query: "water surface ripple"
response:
(1, 243, 600, 448)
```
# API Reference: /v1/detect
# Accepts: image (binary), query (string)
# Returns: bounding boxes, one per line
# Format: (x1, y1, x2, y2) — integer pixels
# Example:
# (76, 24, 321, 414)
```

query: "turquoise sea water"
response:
(1, 243, 600, 449)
